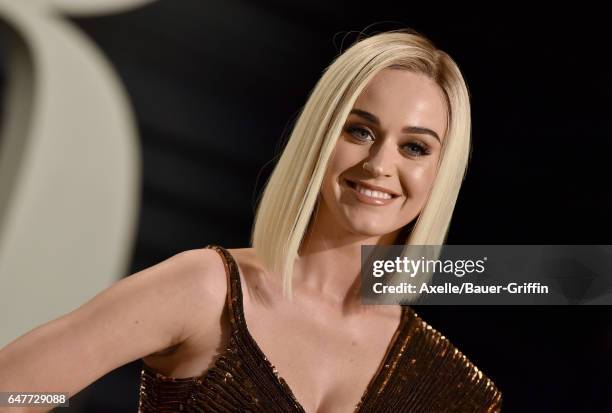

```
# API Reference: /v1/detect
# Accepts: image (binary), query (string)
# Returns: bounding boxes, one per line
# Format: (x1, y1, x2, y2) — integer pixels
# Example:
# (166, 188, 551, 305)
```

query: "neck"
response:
(292, 203, 402, 308)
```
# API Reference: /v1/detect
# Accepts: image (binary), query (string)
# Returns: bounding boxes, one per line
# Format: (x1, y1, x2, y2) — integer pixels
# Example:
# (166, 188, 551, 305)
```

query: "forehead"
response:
(353, 69, 448, 139)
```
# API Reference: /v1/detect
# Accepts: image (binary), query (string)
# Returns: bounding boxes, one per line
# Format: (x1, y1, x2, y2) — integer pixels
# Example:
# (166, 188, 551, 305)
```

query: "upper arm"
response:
(0, 247, 227, 402)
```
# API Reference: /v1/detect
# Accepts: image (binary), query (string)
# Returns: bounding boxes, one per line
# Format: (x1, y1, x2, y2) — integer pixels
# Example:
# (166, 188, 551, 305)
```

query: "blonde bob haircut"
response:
(251, 28, 471, 301)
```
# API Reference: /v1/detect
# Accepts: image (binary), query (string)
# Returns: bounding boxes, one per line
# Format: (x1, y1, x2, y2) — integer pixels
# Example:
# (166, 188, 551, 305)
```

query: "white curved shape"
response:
(45, 0, 156, 17)
(0, 0, 144, 346)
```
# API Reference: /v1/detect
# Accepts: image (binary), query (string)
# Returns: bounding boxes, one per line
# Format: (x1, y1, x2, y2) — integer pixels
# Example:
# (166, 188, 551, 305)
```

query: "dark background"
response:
(1, 1, 611, 411)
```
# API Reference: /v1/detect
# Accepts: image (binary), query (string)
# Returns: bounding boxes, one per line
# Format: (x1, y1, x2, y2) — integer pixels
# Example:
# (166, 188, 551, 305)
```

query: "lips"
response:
(344, 179, 401, 206)
(344, 179, 401, 198)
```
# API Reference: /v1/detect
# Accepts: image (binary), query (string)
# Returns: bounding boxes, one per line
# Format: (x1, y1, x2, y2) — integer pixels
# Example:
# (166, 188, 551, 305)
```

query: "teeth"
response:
(355, 184, 392, 200)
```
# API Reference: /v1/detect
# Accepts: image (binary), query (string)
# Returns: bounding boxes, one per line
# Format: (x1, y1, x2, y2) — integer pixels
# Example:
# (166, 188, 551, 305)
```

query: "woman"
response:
(0, 29, 501, 412)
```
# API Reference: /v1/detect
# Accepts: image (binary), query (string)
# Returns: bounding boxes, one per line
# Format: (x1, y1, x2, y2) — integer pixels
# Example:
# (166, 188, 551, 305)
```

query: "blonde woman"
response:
(0, 29, 502, 412)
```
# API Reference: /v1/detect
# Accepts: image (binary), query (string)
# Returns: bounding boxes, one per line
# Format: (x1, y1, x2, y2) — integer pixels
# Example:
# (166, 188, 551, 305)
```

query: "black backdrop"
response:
(2, 1, 611, 411)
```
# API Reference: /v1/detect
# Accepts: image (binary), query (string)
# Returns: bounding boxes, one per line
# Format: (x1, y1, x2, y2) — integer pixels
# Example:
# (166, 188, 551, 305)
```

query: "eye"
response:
(402, 142, 431, 157)
(345, 125, 374, 142)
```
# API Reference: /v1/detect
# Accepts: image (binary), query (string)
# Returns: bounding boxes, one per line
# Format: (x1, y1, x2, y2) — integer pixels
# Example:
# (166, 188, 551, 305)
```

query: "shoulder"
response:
(170, 247, 229, 300)
(224, 247, 281, 309)
(174, 245, 262, 306)
(155, 247, 232, 344)
(227, 246, 277, 283)
(226, 247, 270, 283)
(225, 246, 258, 265)
(177, 245, 269, 310)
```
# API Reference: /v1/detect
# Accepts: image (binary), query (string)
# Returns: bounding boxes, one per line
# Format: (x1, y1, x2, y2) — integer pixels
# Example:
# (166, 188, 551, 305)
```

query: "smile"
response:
(344, 179, 400, 206)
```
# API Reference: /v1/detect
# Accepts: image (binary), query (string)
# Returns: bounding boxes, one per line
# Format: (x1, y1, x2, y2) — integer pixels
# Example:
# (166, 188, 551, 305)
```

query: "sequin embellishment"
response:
(138, 245, 502, 412)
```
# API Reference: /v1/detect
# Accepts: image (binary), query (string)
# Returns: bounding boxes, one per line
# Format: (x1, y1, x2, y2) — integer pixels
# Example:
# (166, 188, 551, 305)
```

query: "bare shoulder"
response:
(225, 247, 280, 307)
(225, 247, 271, 285)
(130, 247, 231, 354)
(177, 247, 228, 297)
(161, 247, 230, 344)
(224, 247, 268, 277)
(225, 246, 256, 260)
(139, 246, 231, 376)
(141, 246, 243, 376)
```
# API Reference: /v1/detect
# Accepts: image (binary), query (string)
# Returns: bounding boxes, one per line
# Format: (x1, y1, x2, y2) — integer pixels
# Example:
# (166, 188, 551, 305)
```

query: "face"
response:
(318, 68, 448, 241)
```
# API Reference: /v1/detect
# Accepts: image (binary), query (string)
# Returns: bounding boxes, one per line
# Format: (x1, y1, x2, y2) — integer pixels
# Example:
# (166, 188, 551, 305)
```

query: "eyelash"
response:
(345, 125, 431, 157)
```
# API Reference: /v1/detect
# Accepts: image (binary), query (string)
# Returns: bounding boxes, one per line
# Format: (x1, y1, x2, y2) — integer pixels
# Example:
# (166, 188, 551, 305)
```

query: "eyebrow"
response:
(349, 108, 441, 142)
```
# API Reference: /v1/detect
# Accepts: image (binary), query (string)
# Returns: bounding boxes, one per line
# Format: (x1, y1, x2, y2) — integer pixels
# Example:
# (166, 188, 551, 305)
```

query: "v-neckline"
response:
(220, 246, 408, 413)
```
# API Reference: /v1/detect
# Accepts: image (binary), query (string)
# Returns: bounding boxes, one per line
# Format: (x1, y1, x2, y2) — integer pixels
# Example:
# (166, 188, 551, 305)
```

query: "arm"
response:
(0, 248, 224, 413)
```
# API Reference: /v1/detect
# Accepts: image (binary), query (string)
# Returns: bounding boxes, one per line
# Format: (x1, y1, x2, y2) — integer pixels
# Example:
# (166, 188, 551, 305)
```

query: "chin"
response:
(344, 220, 394, 238)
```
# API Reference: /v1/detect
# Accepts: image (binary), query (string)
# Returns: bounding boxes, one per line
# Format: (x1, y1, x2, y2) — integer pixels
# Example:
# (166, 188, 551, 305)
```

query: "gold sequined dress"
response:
(138, 245, 502, 412)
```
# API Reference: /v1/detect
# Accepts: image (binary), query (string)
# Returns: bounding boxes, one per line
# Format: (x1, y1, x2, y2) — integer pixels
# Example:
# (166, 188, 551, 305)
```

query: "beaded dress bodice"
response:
(138, 245, 502, 412)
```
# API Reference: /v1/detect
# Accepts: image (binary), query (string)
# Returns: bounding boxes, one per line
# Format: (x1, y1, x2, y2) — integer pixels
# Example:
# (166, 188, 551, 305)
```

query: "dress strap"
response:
(204, 245, 246, 334)
(204, 244, 411, 340)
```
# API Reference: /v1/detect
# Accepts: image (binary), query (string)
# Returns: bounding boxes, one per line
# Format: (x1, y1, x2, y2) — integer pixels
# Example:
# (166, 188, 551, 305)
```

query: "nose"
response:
(363, 143, 395, 178)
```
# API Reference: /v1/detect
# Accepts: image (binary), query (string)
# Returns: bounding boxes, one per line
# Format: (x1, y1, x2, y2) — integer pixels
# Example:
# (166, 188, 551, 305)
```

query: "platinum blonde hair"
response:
(251, 29, 471, 300)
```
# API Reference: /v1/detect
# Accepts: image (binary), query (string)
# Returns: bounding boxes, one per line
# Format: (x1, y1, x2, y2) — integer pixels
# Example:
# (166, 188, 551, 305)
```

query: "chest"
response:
(242, 292, 402, 413)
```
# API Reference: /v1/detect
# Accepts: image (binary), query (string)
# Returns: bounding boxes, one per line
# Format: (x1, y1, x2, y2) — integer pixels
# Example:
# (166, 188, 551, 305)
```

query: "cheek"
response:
(402, 163, 438, 201)
(320, 153, 343, 203)
(330, 140, 363, 171)
(322, 141, 363, 193)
